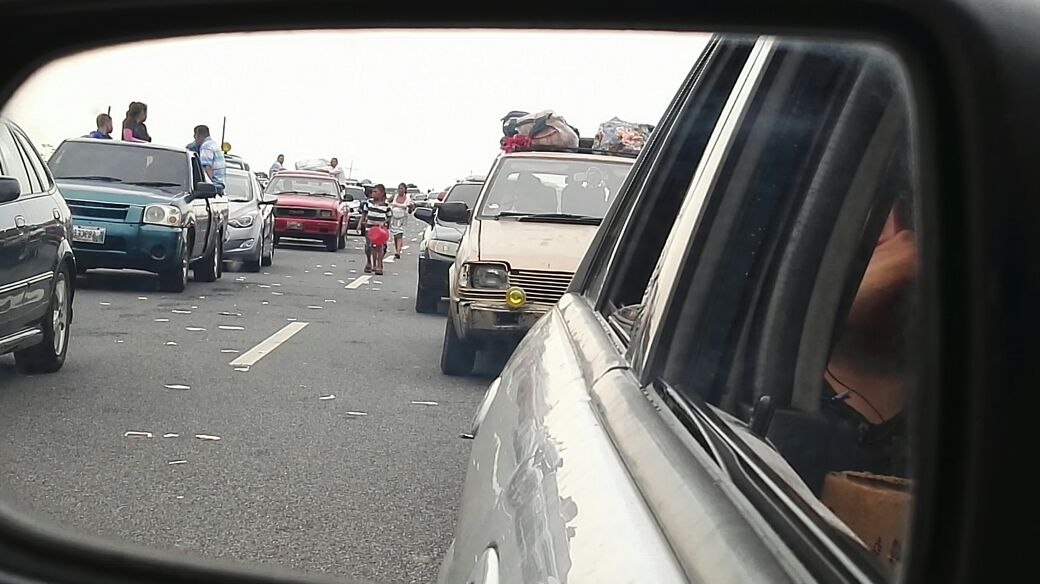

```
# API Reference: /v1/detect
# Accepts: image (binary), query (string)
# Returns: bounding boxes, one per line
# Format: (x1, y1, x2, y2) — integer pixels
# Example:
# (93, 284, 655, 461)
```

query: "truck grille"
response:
(276, 207, 319, 218)
(458, 270, 573, 305)
(66, 199, 129, 221)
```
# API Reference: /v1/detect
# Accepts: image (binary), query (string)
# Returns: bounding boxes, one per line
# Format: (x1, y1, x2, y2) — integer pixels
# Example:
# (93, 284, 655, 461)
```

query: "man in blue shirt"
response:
(190, 125, 226, 190)
(87, 114, 112, 139)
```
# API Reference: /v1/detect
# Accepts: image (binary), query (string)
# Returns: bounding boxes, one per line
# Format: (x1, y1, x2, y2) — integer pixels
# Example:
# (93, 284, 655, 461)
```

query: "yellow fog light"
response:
(506, 287, 526, 309)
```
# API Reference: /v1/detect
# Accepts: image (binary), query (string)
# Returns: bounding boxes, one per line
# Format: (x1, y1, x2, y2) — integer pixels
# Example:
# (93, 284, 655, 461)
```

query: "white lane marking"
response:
(345, 275, 371, 289)
(229, 322, 309, 367)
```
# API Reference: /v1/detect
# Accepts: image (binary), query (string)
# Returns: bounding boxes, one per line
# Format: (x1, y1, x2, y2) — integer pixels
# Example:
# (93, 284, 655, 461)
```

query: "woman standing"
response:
(389, 182, 415, 259)
(121, 102, 151, 143)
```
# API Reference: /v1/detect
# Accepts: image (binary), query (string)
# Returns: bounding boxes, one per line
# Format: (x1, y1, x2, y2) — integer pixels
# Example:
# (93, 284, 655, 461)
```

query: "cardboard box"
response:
(821, 471, 912, 572)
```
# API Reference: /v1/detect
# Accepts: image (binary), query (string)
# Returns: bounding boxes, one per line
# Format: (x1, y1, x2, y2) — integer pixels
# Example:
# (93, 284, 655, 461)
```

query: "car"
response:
(414, 176, 484, 313)
(408, 186, 427, 202)
(267, 170, 350, 251)
(343, 184, 366, 231)
(224, 154, 249, 171)
(0, 117, 76, 373)
(222, 168, 277, 271)
(440, 148, 635, 375)
(254, 171, 270, 190)
(48, 139, 228, 292)
(440, 34, 930, 584)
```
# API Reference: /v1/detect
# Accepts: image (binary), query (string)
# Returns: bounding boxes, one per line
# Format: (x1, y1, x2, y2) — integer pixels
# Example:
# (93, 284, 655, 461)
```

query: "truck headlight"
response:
(430, 240, 459, 257)
(467, 263, 509, 289)
(319, 209, 334, 219)
(228, 213, 256, 228)
(143, 205, 183, 227)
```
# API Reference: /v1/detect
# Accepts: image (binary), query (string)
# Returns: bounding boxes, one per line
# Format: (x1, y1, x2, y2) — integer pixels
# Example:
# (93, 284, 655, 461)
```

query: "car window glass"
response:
(266, 176, 338, 197)
(0, 125, 33, 195)
(586, 38, 758, 335)
(224, 172, 253, 202)
(49, 142, 189, 190)
(478, 157, 633, 218)
(647, 39, 918, 578)
(12, 128, 49, 193)
(445, 183, 482, 207)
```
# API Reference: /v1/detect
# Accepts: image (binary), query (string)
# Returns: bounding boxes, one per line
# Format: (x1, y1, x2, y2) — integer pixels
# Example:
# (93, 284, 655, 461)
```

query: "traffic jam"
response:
(0, 26, 944, 584)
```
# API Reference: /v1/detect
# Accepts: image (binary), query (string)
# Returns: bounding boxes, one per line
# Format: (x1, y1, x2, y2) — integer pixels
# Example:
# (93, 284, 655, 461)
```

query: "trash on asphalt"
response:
(168, 460, 188, 465)
(219, 325, 245, 330)
(185, 327, 206, 332)
(258, 284, 271, 288)
(137, 296, 148, 300)
(262, 301, 270, 305)
(307, 306, 322, 310)
(115, 339, 125, 343)
(220, 349, 239, 353)
(287, 318, 298, 322)
(155, 318, 170, 322)
(346, 411, 368, 417)
(164, 384, 191, 391)
(272, 292, 284, 296)
(319, 395, 336, 400)
(324, 299, 337, 303)
(163, 433, 179, 438)
(411, 401, 439, 406)
(172, 309, 192, 314)
(218, 311, 242, 317)
(165, 341, 178, 346)
(323, 272, 334, 276)
(195, 434, 222, 441)
(124, 431, 153, 438)
(99, 302, 111, 306)
(234, 367, 250, 372)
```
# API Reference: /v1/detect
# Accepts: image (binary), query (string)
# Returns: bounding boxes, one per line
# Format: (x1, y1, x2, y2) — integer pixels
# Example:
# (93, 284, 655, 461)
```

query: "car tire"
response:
(244, 249, 262, 272)
(14, 265, 72, 374)
(325, 236, 339, 252)
(261, 233, 274, 267)
(440, 316, 475, 376)
(159, 241, 189, 292)
(415, 261, 439, 314)
(193, 241, 220, 282)
(215, 235, 224, 279)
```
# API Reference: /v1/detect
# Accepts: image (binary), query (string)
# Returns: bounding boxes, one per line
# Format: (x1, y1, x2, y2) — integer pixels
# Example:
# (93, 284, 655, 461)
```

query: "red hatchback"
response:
(267, 171, 350, 252)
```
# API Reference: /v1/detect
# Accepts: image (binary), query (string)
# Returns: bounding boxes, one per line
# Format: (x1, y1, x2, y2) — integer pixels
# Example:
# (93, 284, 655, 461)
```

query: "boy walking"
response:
(360, 184, 391, 275)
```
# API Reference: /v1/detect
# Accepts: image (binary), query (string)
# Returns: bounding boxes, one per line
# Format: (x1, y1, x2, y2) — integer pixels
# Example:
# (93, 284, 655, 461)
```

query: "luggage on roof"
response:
(592, 117, 654, 155)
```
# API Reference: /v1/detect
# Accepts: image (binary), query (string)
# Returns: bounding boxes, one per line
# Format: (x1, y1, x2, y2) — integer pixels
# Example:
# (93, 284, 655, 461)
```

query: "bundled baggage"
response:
(294, 158, 333, 173)
(499, 109, 579, 151)
(592, 117, 654, 155)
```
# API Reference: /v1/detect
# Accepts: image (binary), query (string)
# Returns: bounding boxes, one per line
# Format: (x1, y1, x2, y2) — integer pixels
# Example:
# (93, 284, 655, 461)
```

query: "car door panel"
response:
(12, 128, 62, 321)
(0, 200, 29, 335)
(439, 310, 687, 584)
(189, 155, 210, 259)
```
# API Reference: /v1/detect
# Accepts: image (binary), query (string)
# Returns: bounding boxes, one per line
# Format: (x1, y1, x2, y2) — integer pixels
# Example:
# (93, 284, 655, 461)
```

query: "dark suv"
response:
(0, 117, 76, 373)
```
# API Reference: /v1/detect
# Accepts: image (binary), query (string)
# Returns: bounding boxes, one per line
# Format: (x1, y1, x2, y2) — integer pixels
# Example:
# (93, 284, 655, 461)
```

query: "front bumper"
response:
(274, 217, 340, 241)
(453, 299, 551, 344)
(71, 217, 188, 274)
(223, 223, 262, 259)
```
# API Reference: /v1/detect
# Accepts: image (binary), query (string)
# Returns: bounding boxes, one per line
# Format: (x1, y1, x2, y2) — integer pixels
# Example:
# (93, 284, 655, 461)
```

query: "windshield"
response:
(344, 187, 365, 202)
(266, 176, 339, 197)
(478, 157, 633, 219)
(223, 172, 253, 202)
(49, 142, 189, 190)
(446, 183, 483, 207)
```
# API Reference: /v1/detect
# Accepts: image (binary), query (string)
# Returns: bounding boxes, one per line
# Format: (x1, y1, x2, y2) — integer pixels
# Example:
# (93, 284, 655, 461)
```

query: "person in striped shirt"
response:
(360, 183, 391, 275)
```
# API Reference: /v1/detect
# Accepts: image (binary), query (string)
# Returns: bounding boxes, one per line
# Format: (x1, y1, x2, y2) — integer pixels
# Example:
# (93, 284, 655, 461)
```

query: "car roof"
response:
(273, 170, 337, 179)
(59, 137, 188, 155)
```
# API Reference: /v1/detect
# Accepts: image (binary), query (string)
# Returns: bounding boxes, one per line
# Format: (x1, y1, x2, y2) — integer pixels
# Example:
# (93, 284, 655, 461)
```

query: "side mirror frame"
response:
(414, 206, 435, 226)
(437, 202, 471, 224)
(0, 176, 20, 204)
(259, 197, 278, 206)
(193, 182, 218, 199)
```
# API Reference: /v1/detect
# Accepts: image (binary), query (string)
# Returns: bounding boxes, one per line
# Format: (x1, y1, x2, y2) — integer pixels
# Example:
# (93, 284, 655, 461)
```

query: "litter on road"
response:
(319, 395, 336, 400)
(234, 367, 250, 372)
(219, 325, 246, 330)
(218, 312, 242, 317)
(346, 411, 368, 417)
(258, 284, 271, 288)
(323, 272, 334, 276)
(185, 327, 206, 332)
(262, 301, 270, 305)
(155, 318, 170, 322)
(124, 431, 153, 438)
(165, 342, 178, 346)
(307, 306, 322, 310)
(411, 401, 439, 406)
(137, 296, 148, 300)
(163, 433, 179, 438)
(171, 310, 192, 314)
(272, 292, 284, 296)
(168, 460, 188, 465)
(115, 340, 125, 343)
(220, 349, 239, 353)
(164, 384, 191, 391)
(99, 302, 111, 306)
(195, 434, 222, 441)
(324, 299, 337, 303)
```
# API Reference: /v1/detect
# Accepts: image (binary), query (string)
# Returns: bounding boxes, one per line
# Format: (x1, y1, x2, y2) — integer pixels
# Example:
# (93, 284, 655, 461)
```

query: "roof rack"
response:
(504, 145, 640, 159)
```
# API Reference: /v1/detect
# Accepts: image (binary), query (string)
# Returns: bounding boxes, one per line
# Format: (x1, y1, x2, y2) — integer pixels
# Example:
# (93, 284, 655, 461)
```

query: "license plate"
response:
(72, 225, 106, 244)
(287, 221, 303, 230)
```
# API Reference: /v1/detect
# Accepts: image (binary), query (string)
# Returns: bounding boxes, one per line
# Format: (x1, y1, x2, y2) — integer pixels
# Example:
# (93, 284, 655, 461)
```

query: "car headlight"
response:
(319, 209, 334, 219)
(143, 204, 183, 227)
(228, 213, 256, 228)
(430, 240, 459, 257)
(467, 263, 509, 289)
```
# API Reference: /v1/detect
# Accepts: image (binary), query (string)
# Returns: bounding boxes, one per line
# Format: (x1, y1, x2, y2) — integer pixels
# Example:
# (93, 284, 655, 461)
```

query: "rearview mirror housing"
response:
(0, 176, 20, 204)
(193, 182, 218, 199)
(437, 202, 470, 224)
(414, 206, 435, 225)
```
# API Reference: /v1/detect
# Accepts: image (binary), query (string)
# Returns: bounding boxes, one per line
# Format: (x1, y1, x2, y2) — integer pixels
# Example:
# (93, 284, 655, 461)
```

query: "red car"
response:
(267, 170, 350, 252)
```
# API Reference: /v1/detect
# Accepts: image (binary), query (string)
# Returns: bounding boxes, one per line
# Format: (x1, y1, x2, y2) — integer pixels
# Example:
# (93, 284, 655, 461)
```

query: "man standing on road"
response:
(270, 154, 285, 177)
(192, 125, 226, 190)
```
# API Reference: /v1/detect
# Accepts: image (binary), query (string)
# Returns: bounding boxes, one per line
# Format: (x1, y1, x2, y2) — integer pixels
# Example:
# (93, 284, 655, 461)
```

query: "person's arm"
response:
(122, 128, 146, 142)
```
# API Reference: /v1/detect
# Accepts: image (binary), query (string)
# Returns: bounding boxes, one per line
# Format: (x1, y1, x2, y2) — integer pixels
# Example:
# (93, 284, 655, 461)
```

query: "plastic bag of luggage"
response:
(514, 110, 580, 149)
(295, 158, 333, 172)
(592, 117, 654, 154)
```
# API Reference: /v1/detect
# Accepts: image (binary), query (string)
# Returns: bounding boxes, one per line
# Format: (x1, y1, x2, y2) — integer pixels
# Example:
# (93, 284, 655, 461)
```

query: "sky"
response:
(3, 30, 708, 190)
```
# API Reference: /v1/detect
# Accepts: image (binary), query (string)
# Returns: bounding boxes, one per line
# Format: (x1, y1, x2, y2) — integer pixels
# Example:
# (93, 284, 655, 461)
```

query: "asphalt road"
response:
(0, 220, 493, 584)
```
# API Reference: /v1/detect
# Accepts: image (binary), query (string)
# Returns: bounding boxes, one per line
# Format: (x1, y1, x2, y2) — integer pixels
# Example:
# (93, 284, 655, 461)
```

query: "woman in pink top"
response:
(121, 102, 151, 143)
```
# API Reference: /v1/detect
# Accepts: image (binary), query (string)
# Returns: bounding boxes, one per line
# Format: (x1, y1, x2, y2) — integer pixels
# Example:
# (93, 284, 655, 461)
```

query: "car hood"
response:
(272, 194, 339, 208)
(476, 219, 597, 272)
(56, 180, 185, 206)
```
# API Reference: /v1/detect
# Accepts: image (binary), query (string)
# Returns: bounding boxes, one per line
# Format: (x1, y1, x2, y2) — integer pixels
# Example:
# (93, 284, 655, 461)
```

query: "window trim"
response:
(10, 125, 52, 195)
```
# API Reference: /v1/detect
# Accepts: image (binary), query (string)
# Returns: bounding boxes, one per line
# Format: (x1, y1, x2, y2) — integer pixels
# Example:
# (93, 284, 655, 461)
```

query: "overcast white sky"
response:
(3, 30, 708, 190)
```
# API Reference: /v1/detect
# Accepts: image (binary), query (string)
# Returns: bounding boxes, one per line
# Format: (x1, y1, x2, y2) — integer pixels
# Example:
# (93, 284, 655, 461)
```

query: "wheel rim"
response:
(52, 274, 69, 354)
(181, 248, 189, 283)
